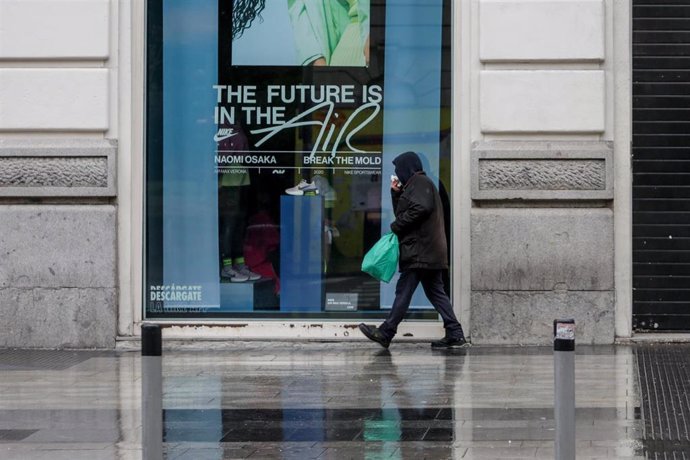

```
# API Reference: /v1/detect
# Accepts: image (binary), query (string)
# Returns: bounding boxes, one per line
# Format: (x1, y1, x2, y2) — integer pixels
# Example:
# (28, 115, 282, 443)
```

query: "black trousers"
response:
(219, 186, 248, 261)
(379, 269, 464, 340)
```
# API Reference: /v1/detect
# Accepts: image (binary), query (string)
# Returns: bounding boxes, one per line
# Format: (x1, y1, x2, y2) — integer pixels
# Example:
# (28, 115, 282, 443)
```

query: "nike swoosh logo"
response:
(214, 130, 238, 142)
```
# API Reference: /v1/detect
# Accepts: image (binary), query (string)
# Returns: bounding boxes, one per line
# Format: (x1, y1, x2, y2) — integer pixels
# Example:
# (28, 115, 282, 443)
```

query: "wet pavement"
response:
(0, 342, 688, 459)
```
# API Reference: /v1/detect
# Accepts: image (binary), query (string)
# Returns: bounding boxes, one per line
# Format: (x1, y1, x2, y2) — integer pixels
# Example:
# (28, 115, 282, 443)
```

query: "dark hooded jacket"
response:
(390, 152, 448, 270)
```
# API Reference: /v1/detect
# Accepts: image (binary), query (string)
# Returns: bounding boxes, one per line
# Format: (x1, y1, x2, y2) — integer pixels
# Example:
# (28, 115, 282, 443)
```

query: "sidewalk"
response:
(0, 342, 687, 459)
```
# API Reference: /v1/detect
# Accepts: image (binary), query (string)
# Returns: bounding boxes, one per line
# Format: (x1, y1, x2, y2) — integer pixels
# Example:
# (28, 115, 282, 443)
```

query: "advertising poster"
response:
(146, 0, 451, 319)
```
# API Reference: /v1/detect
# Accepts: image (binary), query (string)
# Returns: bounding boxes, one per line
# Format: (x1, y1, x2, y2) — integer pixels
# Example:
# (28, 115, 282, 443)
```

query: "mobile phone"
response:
(390, 175, 399, 183)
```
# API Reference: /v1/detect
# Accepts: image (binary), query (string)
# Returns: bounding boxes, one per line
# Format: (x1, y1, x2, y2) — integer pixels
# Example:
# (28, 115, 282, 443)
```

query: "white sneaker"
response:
(286, 179, 318, 196)
(220, 265, 249, 282)
(234, 264, 261, 281)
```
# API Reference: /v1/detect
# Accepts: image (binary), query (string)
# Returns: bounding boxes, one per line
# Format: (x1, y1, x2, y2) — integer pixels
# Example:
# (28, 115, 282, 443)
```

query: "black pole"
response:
(142, 323, 162, 357)
(142, 323, 163, 460)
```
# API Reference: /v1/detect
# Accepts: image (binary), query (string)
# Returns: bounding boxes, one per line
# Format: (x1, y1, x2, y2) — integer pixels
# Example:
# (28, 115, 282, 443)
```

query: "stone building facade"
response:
(0, 1, 642, 348)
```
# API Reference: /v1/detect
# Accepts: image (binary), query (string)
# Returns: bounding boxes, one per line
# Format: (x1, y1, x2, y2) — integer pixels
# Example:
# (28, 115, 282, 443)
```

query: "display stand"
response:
(280, 195, 324, 312)
(218, 279, 277, 312)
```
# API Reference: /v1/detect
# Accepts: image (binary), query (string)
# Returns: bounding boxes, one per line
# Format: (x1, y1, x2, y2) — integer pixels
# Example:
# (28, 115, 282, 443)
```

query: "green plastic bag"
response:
(361, 232, 399, 283)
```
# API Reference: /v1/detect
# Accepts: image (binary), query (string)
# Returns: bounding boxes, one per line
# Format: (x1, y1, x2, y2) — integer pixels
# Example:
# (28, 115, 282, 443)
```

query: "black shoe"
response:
(358, 323, 391, 349)
(431, 336, 470, 349)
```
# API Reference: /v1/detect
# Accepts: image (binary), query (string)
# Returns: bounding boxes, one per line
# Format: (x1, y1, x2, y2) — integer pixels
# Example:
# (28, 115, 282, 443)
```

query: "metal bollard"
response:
(553, 319, 575, 460)
(142, 324, 163, 460)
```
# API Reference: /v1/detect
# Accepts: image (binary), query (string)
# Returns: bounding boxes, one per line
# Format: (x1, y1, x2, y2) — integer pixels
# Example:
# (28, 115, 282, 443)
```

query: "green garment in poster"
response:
(220, 171, 250, 187)
(288, 0, 370, 66)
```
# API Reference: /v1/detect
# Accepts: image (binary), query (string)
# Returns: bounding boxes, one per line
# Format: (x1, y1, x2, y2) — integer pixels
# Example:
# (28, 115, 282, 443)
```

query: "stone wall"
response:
(469, 0, 617, 345)
(0, 141, 118, 348)
(0, 0, 117, 348)
(471, 206, 614, 344)
(0, 207, 117, 348)
(470, 142, 615, 345)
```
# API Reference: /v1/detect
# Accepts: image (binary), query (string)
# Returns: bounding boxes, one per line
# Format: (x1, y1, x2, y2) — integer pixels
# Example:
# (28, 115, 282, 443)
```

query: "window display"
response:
(145, 0, 452, 319)
(232, 0, 371, 67)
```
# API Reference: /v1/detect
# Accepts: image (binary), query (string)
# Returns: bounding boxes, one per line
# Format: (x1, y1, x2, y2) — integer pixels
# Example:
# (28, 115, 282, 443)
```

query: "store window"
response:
(145, 0, 452, 319)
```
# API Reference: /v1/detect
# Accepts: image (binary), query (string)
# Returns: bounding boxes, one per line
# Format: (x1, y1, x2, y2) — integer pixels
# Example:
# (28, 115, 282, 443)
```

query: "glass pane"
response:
(145, 0, 452, 319)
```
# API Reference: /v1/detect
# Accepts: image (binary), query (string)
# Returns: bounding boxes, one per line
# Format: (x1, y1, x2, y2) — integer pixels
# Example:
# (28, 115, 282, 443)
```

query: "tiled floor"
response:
(0, 343, 686, 459)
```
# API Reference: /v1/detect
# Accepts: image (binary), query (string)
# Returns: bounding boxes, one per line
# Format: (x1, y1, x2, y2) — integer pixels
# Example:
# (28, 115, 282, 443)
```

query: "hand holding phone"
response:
(390, 175, 401, 191)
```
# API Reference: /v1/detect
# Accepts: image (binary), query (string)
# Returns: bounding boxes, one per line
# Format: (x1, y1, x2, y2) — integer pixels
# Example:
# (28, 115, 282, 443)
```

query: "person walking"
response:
(359, 151, 469, 349)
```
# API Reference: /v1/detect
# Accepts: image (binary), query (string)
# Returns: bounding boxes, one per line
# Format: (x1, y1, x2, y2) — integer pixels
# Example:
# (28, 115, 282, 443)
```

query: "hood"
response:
(393, 151, 423, 185)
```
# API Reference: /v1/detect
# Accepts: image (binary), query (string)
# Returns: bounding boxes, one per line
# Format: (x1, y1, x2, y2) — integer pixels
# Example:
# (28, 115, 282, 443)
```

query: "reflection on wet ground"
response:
(0, 343, 688, 459)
